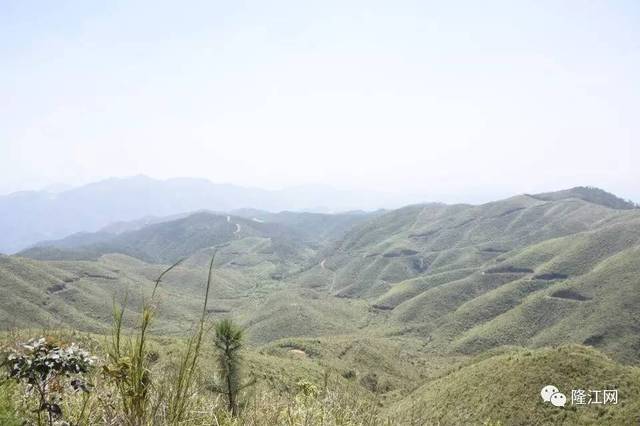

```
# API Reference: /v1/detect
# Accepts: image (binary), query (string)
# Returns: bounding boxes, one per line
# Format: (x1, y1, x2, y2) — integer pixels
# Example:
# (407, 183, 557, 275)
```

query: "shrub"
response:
(2, 337, 94, 426)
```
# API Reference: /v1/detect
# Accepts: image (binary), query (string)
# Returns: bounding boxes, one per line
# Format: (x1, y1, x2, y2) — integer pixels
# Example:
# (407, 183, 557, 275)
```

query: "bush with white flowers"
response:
(2, 337, 95, 425)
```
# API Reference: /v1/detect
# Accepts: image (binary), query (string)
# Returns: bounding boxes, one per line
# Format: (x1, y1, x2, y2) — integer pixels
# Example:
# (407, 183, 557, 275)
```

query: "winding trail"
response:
(319, 258, 338, 293)
(234, 223, 241, 234)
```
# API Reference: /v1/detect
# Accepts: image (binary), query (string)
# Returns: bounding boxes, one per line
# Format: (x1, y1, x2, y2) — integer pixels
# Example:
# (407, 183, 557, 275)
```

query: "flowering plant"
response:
(2, 337, 95, 425)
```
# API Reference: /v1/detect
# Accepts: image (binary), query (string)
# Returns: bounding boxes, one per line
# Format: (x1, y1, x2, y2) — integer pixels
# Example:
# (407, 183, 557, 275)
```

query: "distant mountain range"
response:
(0, 176, 416, 253)
(20, 209, 374, 264)
(6, 185, 639, 365)
(2, 183, 640, 425)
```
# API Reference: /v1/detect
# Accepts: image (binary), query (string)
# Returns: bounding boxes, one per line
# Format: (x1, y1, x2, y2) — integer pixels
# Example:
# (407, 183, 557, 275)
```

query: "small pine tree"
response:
(209, 319, 254, 416)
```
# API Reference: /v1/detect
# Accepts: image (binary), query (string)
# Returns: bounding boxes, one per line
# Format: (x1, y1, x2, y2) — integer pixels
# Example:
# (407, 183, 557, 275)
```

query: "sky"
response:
(1, 0, 639, 203)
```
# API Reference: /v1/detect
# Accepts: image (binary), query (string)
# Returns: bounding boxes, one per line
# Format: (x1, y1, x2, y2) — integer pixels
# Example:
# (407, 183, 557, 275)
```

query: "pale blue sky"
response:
(1, 0, 639, 202)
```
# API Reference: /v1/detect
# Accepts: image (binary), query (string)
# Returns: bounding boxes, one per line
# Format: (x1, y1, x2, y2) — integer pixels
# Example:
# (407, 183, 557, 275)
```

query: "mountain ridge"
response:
(3, 187, 640, 366)
(529, 185, 638, 210)
(0, 176, 415, 253)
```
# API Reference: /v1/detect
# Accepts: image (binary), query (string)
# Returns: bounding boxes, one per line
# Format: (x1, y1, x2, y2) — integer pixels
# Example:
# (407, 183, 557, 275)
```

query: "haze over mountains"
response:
(2, 176, 636, 256)
(0, 175, 420, 254)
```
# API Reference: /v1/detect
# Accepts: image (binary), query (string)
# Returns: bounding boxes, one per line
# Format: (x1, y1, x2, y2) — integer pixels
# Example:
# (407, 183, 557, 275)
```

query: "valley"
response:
(1, 186, 639, 424)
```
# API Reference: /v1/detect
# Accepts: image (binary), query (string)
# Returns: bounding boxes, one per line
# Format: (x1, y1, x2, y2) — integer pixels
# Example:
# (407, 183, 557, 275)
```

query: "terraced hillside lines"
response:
(0, 254, 241, 334)
(389, 345, 640, 425)
(390, 270, 526, 325)
(0, 255, 143, 332)
(291, 193, 640, 363)
(464, 247, 639, 358)
(4, 188, 640, 365)
(310, 196, 630, 301)
(432, 222, 640, 360)
(372, 268, 477, 310)
(0, 255, 92, 330)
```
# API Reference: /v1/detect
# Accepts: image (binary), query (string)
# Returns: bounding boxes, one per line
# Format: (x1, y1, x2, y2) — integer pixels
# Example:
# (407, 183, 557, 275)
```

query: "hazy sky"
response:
(1, 0, 639, 202)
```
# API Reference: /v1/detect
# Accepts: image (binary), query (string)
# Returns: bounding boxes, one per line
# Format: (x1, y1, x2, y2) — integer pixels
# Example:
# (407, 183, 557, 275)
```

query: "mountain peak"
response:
(529, 186, 637, 210)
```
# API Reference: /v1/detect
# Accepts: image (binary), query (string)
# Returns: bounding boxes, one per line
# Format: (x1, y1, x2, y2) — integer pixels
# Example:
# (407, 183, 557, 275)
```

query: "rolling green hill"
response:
(530, 186, 638, 210)
(20, 212, 301, 263)
(20, 210, 373, 265)
(390, 345, 640, 425)
(300, 195, 628, 298)
(2, 188, 640, 423)
(0, 254, 217, 333)
(7, 189, 640, 365)
(230, 209, 378, 245)
(292, 194, 640, 363)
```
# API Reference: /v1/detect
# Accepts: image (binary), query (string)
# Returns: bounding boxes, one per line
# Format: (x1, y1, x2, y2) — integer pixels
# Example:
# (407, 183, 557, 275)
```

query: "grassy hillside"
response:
(390, 345, 640, 425)
(231, 209, 377, 245)
(20, 210, 370, 268)
(531, 186, 638, 210)
(447, 231, 640, 362)
(0, 254, 209, 333)
(0, 175, 390, 253)
(289, 195, 640, 364)
(6, 190, 640, 364)
(20, 212, 304, 264)
(2, 331, 637, 424)
(2, 188, 640, 423)
(1, 251, 377, 346)
(299, 196, 628, 299)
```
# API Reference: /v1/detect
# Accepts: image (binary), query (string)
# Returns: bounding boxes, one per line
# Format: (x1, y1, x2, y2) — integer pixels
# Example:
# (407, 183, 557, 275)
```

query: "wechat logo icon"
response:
(541, 385, 566, 407)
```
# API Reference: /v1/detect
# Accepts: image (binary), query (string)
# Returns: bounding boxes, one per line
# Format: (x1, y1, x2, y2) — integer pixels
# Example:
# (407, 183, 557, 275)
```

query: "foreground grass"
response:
(0, 330, 397, 425)
(3, 329, 639, 425)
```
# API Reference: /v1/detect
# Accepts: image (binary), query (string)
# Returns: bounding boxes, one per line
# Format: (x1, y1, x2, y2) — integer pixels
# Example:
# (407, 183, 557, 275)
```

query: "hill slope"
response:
(294, 195, 640, 362)
(390, 345, 640, 425)
(20, 212, 310, 264)
(0, 176, 403, 253)
(4, 188, 640, 365)
(299, 195, 632, 297)
(531, 186, 637, 210)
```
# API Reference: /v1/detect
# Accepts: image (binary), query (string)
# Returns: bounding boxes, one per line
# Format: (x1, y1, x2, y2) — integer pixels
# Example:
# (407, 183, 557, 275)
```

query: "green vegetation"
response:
(3, 333, 637, 424)
(530, 186, 638, 210)
(1, 188, 640, 423)
(3, 336, 94, 425)
(390, 346, 640, 425)
(165, 254, 215, 424)
(0, 381, 22, 426)
(103, 260, 185, 425)
(210, 319, 253, 416)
